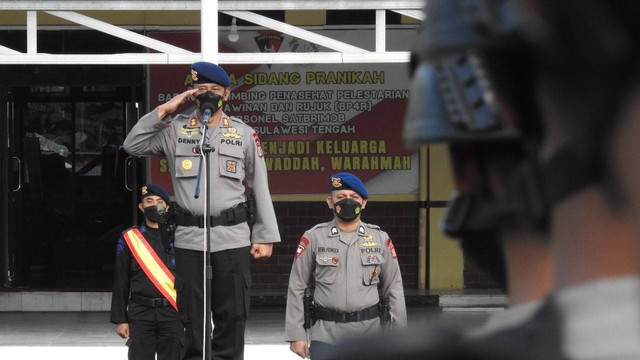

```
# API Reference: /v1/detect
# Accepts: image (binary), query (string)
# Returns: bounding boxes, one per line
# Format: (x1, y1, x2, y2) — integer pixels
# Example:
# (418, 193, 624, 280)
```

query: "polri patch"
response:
(386, 238, 397, 259)
(295, 236, 310, 259)
(253, 132, 264, 158)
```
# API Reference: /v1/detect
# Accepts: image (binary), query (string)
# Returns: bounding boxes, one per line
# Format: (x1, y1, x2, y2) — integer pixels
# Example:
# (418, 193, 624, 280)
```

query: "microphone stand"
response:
(195, 108, 214, 360)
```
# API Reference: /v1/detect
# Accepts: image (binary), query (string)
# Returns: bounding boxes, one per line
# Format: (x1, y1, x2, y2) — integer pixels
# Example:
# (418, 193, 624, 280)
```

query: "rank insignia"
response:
(358, 226, 366, 236)
(295, 237, 310, 259)
(222, 117, 230, 127)
(182, 159, 193, 171)
(222, 127, 242, 139)
(253, 133, 264, 158)
(386, 238, 397, 259)
(226, 160, 237, 173)
(331, 226, 339, 236)
(189, 117, 198, 127)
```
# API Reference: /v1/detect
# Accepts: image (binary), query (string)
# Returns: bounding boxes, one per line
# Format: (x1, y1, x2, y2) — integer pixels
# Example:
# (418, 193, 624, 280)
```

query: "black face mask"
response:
(333, 198, 363, 222)
(143, 204, 168, 224)
(196, 91, 223, 116)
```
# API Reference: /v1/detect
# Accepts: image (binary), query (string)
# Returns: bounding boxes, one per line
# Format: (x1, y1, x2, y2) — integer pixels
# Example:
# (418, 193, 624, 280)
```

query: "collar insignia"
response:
(222, 117, 230, 127)
(331, 226, 339, 236)
(358, 226, 365, 235)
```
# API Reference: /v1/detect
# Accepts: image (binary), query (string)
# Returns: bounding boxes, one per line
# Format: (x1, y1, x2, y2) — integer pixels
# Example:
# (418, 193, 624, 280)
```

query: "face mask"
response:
(143, 204, 168, 223)
(196, 91, 223, 115)
(333, 198, 363, 222)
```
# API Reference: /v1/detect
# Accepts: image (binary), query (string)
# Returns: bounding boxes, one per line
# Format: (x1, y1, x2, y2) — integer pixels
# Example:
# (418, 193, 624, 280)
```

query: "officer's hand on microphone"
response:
(157, 88, 199, 119)
(116, 323, 130, 339)
(250, 243, 273, 260)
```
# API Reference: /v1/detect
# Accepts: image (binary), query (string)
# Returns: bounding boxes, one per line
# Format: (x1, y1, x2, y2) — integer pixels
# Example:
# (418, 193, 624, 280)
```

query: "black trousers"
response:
(127, 310, 183, 360)
(310, 341, 336, 360)
(175, 246, 251, 360)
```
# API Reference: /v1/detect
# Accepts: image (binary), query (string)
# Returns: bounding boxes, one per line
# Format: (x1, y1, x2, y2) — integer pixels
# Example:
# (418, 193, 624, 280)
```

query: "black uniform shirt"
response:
(110, 225, 177, 324)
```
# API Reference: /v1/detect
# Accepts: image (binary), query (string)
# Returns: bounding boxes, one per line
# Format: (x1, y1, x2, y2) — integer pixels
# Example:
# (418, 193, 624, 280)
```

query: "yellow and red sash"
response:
(122, 227, 178, 311)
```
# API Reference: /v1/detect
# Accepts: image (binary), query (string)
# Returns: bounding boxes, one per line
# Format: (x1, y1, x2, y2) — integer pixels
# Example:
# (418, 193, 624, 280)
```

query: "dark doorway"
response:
(1, 83, 144, 289)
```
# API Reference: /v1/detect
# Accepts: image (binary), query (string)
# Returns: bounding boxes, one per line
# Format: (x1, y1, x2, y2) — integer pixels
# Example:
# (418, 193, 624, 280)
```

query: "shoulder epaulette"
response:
(309, 222, 331, 232)
(173, 113, 191, 122)
(363, 222, 382, 231)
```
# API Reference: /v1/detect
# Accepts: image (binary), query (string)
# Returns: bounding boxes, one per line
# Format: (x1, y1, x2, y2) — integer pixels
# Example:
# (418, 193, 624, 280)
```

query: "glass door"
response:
(1, 86, 143, 289)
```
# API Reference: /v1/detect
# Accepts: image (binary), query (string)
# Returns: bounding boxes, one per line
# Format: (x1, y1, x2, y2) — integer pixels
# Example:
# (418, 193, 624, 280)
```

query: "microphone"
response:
(203, 108, 212, 123)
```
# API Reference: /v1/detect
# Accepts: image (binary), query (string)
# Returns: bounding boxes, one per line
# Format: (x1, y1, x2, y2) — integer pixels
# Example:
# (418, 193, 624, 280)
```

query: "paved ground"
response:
(0, 305, 495, 359)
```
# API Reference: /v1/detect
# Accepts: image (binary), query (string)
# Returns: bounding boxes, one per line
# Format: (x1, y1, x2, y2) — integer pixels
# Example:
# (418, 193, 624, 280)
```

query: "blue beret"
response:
(191, 61, 231, 87)
(141, 183, 171, 205)
(329, 172, 368, 199)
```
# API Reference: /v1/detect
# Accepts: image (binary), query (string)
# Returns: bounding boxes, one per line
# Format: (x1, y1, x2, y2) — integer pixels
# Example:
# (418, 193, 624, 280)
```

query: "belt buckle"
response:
(344, 311, 357, 322)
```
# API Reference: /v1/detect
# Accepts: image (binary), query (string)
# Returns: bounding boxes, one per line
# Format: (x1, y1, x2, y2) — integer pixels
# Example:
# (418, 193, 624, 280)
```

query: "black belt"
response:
(175, 203, 248, 228)
(130, 294, 171, 308)
(314, 303, 380, 323)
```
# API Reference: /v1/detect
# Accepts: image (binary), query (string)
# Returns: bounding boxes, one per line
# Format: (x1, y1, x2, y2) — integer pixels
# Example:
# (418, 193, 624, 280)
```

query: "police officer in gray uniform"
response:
(285, 172, 407, 360)
(123, 61, 281, 360)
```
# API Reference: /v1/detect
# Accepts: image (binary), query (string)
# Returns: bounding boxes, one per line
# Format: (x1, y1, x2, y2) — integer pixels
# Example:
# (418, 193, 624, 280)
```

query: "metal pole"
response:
(201, 0, 219, 63)
(418, 145, 428, 290)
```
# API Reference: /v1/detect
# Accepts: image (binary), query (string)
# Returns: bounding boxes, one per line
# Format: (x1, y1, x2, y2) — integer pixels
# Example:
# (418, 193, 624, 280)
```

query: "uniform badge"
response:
(361, 239, 377, 247)
(358, 226, 366, 236)
(253, 132, 264, 158)
(331, 226, 339, 236)
(182, 159, 193, 171)
(181, 125, 199, 137)
(222, 117, 230, 127)
(141, 186, 148, 196)
(189, 117, 198, 127)
(191, 69, 198, 82)
(318, 256, 339, 265)
(386, 238, 397, 259)
(226, 160, 237, 173)
(222, 127, 242, 139)
(294, 237, 310, 259)
(331, 177, 342, 189)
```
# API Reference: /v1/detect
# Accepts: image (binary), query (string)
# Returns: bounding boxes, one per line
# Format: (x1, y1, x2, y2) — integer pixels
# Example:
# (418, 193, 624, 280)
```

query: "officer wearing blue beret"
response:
(285, 172, 407, 359)
(110, 183, 183, 360)
(123, 62, 281, 360)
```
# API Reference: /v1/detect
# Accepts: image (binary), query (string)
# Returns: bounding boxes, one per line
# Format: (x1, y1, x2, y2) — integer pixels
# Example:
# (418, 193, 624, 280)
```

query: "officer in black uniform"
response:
(111, 183, 183, 360)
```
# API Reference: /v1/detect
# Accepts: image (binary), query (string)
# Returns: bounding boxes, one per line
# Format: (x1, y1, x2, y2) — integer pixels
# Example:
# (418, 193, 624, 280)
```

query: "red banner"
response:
(147, 31, 417, 196)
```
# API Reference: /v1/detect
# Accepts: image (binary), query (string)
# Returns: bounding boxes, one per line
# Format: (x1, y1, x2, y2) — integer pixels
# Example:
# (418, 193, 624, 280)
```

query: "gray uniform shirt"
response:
(285, 220, 407, 344)
(123, 108, 281, 252)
